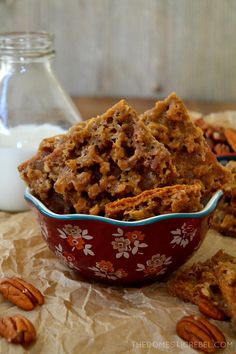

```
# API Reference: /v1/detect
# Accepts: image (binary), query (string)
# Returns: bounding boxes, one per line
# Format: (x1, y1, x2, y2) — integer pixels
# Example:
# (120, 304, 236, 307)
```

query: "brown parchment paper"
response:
(0, 112, 236, 354)
(0, 212, 235, 354)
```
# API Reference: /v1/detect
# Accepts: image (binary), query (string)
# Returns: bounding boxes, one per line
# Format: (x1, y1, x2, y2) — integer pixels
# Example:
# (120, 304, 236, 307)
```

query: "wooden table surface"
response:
(73, 96, 236, 120)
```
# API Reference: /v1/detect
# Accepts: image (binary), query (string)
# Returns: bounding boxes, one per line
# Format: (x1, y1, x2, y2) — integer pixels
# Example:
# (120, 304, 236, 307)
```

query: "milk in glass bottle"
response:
(0, 32, 82, 211)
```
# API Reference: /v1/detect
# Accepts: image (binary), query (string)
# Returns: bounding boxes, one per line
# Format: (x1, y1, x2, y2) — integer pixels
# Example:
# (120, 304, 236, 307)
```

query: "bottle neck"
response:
(0, 32, 55, 63)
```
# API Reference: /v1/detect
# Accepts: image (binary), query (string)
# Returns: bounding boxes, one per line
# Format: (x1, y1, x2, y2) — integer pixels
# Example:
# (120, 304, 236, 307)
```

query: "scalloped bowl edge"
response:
(24, 188, 223, 225)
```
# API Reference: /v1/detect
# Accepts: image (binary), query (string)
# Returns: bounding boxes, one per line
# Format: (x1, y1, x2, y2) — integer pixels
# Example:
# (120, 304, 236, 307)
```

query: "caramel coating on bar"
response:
(215, 261, 236, 327)
(19, 100, 176, 215)
(18, 94, 229, 218)
(212, 161, 236, 238)
(168, 250, 236, 322)
(141, 93, 229, 199)
(105, 183, 202, 221)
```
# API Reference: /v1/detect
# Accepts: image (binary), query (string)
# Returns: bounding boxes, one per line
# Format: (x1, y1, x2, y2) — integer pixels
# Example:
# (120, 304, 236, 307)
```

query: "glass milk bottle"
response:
(0, 32, 82, 211)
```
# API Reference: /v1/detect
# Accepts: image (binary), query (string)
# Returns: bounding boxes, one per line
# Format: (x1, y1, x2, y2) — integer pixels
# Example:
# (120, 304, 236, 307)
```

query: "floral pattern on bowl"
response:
(25, 188, 223, 285)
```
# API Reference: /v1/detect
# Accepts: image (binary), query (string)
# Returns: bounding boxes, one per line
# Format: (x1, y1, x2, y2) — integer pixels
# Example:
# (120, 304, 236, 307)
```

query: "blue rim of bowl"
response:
(24, 188, 223, 227)
(217, 154, 236, 165)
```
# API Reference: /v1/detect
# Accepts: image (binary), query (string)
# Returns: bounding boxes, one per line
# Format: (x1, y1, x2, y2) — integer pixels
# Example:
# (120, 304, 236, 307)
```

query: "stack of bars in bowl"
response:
(17, 93, 235, 285)
(18, 93, 229, 220)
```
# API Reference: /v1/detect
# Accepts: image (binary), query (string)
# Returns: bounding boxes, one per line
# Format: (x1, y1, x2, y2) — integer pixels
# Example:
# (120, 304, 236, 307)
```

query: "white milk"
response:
(0, 124, 66, 212)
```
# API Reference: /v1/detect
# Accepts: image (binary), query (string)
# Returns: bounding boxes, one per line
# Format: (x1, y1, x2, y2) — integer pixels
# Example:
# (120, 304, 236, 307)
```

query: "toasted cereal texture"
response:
(105, 183, 202, 221)
(18, 131, 82, 213)
(212, 211, 236, 238)
(212, 161, 236, 237)
(215, 261, 236, 327)
(140, 93, 230, 199)
(221, 161, 236, 196)
(19, 100, 176, 215)
(167, 250, 236, 317)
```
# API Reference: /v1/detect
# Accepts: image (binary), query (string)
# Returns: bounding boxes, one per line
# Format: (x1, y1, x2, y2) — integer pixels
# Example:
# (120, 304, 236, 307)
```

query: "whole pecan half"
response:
(176, 315, 226, 353)
(213, 143, 230, 155)
(0, 315, 36, 345)
(198, 296, 227, 321)
(0, 277, 44, 310)
(224, 128, 236, 152)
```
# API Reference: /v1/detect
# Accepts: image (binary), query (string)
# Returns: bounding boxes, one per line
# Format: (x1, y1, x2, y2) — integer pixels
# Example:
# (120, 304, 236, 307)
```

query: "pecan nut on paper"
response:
(198, 295, 227, 321)
(0, 315, 36, 345)
(176, 315, 226, 353)
(0, 277, 44, 310)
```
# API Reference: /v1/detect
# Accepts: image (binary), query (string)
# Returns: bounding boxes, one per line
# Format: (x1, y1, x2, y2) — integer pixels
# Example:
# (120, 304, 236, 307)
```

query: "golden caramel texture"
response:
(19, 94, 229, 217)
(105, 183, 202, 221)
(168, 250, 236, 321)
(141, 93, 229, 198)
(212, 161, 236, 237)
(19, 100, 176, 214)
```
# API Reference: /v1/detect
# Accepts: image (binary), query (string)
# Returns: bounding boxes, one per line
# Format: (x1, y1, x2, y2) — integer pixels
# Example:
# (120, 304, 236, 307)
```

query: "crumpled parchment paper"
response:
(0, 211, 235, 354)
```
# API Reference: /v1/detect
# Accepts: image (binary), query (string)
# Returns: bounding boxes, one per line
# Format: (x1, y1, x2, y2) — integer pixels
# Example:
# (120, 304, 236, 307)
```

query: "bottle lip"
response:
(0, 31, 55, 61)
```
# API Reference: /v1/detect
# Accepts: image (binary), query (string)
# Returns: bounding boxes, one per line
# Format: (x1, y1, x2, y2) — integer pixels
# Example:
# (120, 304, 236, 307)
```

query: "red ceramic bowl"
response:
(25, 188, 223, 285)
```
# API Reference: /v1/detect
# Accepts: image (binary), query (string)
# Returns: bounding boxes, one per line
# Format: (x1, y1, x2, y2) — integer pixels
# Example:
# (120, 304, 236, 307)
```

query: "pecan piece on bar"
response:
(0, 315, 36, 345)
(198, 296, 227, 321)
(224, 128, 236, 152)
(0, 277, 44, 311)
(176, 315, 226, 353)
